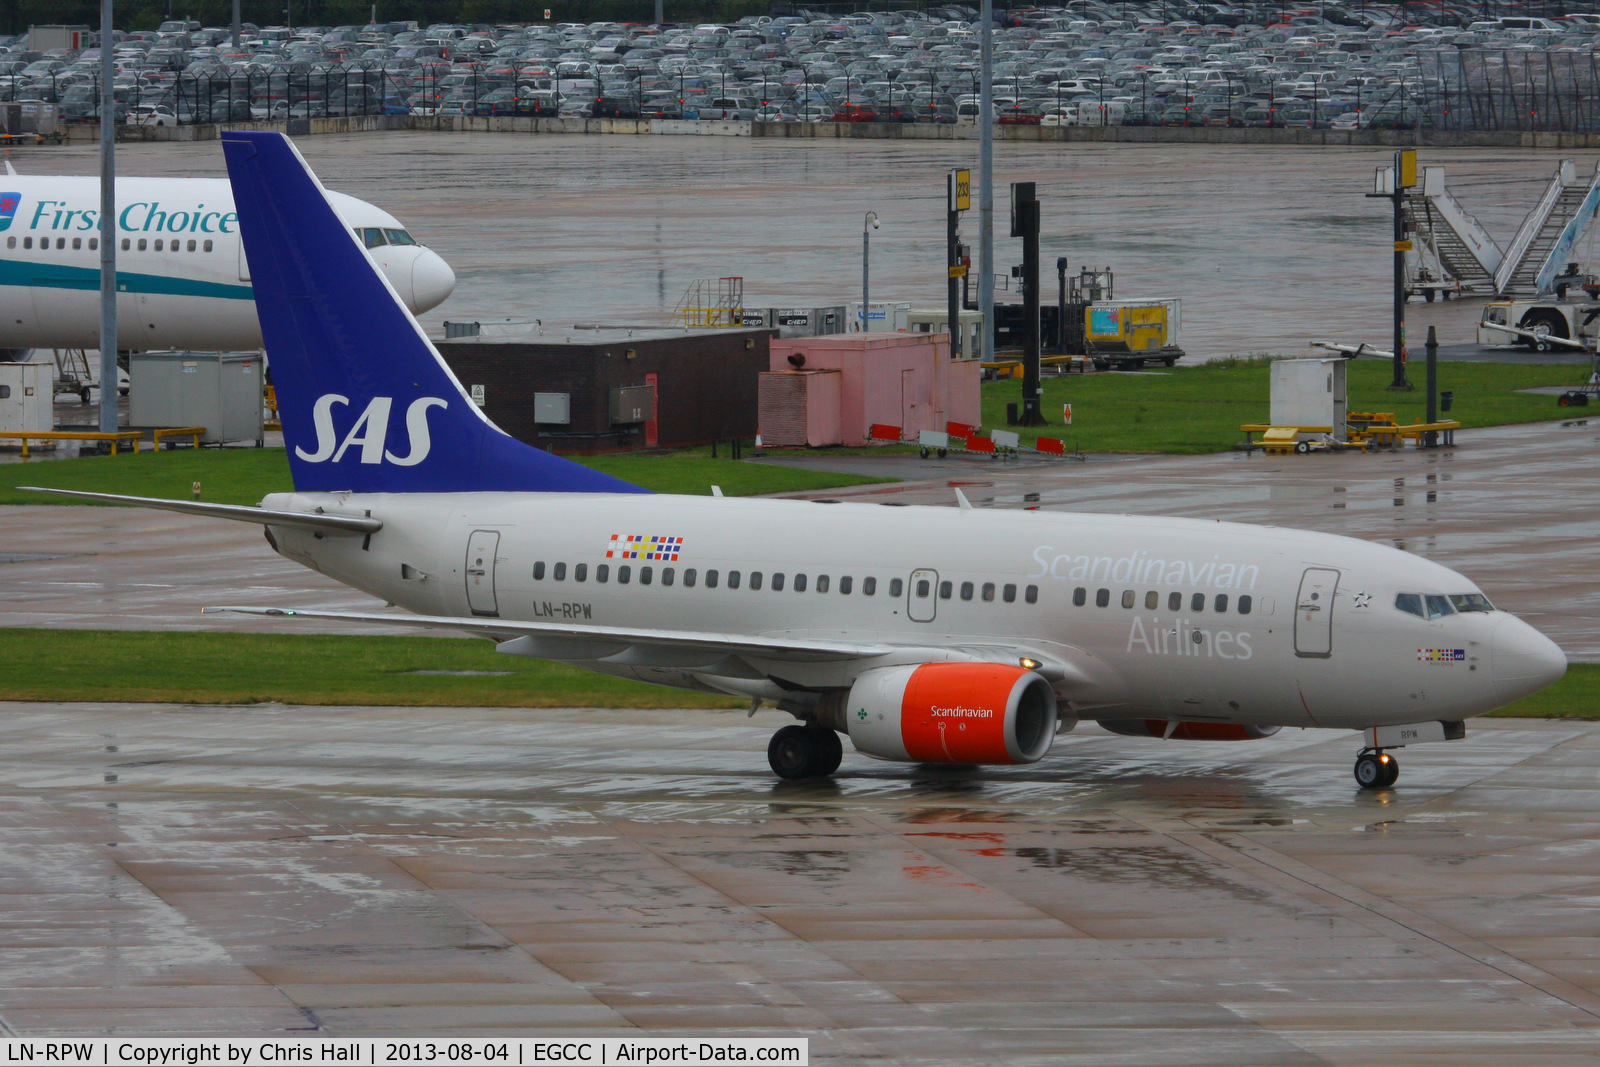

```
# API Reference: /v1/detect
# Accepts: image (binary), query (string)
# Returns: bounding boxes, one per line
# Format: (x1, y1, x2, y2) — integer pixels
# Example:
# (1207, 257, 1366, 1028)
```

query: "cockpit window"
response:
(360, 227, 387, 248)
(1424, 594, 1455, 619)
(1450, 593, 1494, 613)
(1395, 593, 1424, 618)
(384, 228, 418, 246)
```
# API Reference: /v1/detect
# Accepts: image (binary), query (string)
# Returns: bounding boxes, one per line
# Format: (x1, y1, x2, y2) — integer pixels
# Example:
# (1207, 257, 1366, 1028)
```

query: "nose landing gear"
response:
(1354, 748, 1399, 789)
(767, 724, 844, 780)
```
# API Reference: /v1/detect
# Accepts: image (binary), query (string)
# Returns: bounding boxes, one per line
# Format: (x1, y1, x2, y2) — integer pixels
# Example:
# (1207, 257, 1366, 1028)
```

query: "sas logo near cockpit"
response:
(0, 192, 20, 232)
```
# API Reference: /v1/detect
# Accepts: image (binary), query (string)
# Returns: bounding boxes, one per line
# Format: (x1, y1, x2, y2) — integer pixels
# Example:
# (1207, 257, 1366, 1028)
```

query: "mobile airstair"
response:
(1494, 159, 1600, 296)
(1403, 166, 1504, 294)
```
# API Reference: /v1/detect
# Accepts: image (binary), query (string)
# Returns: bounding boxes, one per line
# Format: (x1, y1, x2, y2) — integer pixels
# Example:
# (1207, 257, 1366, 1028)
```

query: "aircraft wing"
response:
(204, 605, 896, 663)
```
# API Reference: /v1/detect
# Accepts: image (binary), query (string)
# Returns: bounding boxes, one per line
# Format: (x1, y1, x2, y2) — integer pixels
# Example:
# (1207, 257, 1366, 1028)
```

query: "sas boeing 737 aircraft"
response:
(0, 165, 453, 352)
(22, 132, 1569, 790)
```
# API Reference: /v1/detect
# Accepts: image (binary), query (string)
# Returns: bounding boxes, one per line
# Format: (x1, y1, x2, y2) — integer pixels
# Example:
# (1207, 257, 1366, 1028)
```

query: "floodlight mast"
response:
(978, 0, 995, 363)
(98, 0, 117, 435)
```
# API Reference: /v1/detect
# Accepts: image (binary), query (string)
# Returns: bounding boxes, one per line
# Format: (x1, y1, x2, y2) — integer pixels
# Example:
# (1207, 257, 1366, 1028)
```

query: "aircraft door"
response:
(1294, 567, 1339, 658)
(908, 568, 938, 622)
(465, 530, 501, 617)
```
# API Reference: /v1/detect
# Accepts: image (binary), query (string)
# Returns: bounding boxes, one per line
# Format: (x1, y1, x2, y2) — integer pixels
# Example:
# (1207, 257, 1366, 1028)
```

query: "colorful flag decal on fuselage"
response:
(606, 534, 683, 561)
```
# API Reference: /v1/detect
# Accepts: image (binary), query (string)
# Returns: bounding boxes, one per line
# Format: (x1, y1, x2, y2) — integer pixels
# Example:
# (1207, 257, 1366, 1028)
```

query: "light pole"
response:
(862, 211, 880, 333)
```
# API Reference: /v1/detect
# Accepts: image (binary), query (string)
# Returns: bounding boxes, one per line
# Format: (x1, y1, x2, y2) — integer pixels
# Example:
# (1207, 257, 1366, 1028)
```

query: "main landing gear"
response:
(768, 724, 843, 780)
(1354, 748, 1400, 789)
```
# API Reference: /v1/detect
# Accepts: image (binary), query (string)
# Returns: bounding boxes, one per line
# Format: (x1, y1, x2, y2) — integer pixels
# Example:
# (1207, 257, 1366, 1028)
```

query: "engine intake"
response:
(847, 663, 1058, 764)
(1098, 719, 1282, 741)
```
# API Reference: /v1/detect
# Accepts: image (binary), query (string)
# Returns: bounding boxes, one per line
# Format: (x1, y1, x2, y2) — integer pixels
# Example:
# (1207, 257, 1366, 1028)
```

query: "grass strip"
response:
(0, 445, 889, 508)
(0, 629, 1589, 718)
(0, 629, 744, 708)
(978, 357, 1584, 454)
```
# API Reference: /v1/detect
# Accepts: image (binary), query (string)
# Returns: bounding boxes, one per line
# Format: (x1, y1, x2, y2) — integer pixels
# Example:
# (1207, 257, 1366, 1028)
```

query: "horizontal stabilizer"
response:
(17, 487, 382, 533)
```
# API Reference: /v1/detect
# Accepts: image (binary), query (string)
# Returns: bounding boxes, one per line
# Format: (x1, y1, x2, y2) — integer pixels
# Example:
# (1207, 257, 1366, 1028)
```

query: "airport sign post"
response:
(1368, 149, 1417, 391)
(948, 169, 970, 359)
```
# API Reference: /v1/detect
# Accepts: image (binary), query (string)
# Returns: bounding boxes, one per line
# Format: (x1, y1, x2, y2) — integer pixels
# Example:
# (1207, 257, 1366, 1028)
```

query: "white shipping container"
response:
(0, 362, 52, 434)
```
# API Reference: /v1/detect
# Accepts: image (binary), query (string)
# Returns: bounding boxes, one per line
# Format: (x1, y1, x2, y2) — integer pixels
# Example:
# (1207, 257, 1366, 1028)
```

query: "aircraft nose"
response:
(1491, 615, 1567, 705)
(409, 249, 456, 314)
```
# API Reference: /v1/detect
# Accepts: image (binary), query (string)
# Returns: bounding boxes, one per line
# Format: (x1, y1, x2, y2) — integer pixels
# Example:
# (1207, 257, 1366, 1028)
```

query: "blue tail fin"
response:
(222, 131, 645, 496)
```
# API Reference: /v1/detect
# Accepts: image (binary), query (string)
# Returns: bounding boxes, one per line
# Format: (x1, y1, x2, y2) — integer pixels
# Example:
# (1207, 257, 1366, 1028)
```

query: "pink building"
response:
(760, 333, 982, 448)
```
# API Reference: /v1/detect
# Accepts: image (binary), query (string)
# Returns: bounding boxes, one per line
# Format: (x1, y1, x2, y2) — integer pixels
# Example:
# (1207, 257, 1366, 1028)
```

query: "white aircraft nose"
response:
(1491, 615, 1567, 705)
(409, 249, 455, 314)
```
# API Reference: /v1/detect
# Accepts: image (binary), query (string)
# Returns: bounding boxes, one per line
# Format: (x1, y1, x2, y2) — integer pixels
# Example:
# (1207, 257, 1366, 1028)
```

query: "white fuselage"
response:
(0, 176, 454, 352)
(261, 490, 1565, 731)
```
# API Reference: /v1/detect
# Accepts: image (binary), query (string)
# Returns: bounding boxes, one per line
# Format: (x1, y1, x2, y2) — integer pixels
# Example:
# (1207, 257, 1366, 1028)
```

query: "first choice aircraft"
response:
(23, 132, 1568, 789)
(0, 166, 453, 353)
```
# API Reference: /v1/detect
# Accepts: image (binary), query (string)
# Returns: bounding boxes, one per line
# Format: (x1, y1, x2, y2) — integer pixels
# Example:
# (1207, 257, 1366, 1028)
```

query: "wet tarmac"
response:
(1, 699, 1597, 1059)
(14, 134, 1593, 358)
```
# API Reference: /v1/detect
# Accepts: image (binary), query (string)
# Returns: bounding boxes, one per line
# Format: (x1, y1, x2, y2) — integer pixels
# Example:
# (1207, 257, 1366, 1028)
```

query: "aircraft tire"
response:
(812, 729, 843, 777)
(768, 725, 820, 779)
(1354, 751, 1394, 789)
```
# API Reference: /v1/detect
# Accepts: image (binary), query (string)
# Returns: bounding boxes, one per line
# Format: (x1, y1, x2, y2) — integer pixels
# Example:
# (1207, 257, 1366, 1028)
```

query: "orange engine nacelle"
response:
(847, 663, 1058, 764)
(1098, 719, 1282, 741)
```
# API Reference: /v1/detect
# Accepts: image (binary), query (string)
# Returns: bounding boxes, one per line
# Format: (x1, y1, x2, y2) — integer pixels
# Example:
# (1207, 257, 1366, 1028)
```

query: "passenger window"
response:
(1095, 588, 1109, 608)
(1424, 594, 1454, 619)
(939, 581, 952, 599)
(862, 577, 875, 595)
(839, 576, 851, 594)
(1214, 594, 1228, 613)
(154, 239, 163, 251)
(915, 579, 930, 598)
(1238, 595, 1252, 615)
(5, 236, 12, 248)
(72, 237, 81, 250)
(88, 237, 97, 250)
(1004, 584, 1016, 603)
(187, 239, 196, 252)
(58, 238, 66, 249)
(121, 237, 130, 251)
(706, 569, 719, 588)
(618, 565, 631, 584)
(981, 582, 994, 602)
(794, 573, 807, 592)
(683, 568, 696, 587)
(890, 578, 904, 597)
(728, 570, 741, 589)
(1121, 590, 1135, 609)
(1395, 593, 1424, 618)
(532, 561, 545, 580)
(1191, 592, 1205, 612)
(1025, 585, 1038, 604)
(137, 239, 146, 251)
(203, 240, 212, 252)
(639, 566, 652, 585)
(22, 237, 30, 248)
(662, 567, 674, 587)
(1072, 587, 1086, 606)
(1144, 591, 1158, 610)
(1168, 591, 1182, 611)
(554, 562, 566, 580)
(750, 571, 763, 591)
(770, 572, 783, 591)
(574, 563, 587, 582)
(815, 575, 828, 593)
(596, 564, 609, 583)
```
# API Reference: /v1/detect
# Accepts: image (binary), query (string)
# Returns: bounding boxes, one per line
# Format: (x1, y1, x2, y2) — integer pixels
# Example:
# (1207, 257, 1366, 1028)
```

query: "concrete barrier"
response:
(54, 116, 1600, 150)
